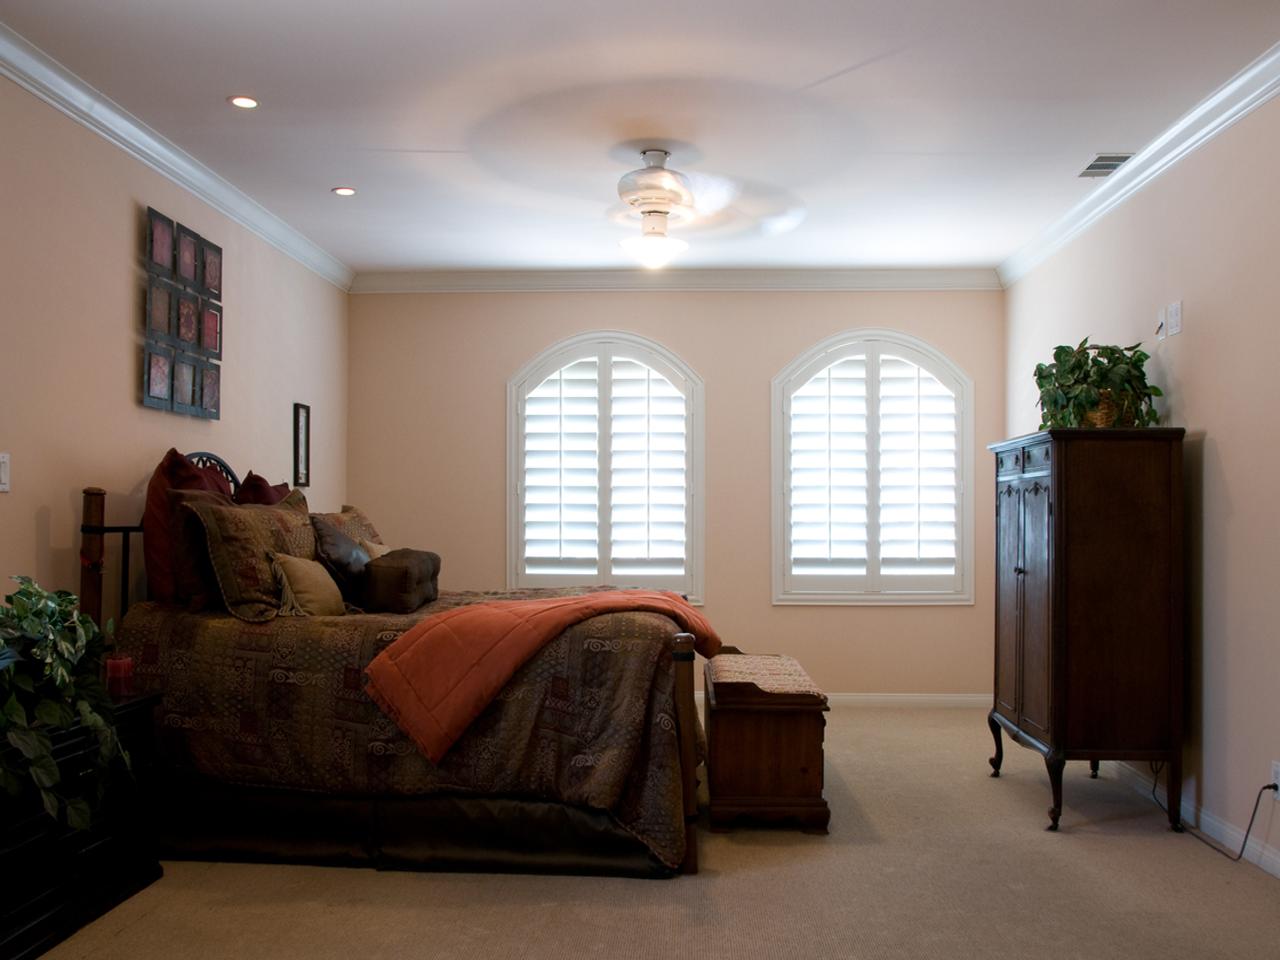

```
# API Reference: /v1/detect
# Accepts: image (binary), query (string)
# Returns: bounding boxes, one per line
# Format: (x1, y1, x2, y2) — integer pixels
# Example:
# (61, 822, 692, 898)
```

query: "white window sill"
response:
(772, 591, 974, 606)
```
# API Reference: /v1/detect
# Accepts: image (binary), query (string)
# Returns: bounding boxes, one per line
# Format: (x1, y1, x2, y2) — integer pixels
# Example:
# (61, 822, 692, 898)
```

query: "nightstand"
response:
(1, 693, 163, 959)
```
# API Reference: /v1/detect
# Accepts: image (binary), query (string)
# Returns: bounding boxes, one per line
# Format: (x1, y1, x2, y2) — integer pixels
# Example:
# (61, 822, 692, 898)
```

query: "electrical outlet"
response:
(1272, 761, 1280, 797)
(0, 452, 9, 493)
(1167, 300, 1183, 336)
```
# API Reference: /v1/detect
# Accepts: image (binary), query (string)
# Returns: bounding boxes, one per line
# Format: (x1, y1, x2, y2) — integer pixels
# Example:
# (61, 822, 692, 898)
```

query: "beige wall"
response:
(1006, 97, 1280, 844)
(0, 77, 349, 621)
(349, 289, 1005, 694)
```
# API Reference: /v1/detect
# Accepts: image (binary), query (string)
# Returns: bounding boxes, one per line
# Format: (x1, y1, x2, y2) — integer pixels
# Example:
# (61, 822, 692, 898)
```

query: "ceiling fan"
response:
(615, 147, 804, 269)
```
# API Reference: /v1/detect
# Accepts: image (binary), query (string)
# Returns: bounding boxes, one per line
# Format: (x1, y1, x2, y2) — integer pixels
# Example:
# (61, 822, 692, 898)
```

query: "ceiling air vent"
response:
(1079, 153, 1134, 178)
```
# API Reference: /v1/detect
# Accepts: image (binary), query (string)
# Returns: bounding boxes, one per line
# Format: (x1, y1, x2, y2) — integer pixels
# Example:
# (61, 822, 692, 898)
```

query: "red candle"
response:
(106, 655, 134, 699)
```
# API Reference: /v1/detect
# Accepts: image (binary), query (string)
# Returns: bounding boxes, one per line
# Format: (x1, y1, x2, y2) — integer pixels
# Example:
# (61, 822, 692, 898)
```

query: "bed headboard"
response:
(184, 451, 241, 493)
(79, 451, 239, 626)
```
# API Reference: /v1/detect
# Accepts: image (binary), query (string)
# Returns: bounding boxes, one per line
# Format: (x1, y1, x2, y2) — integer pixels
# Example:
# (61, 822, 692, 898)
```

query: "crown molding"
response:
(999, 40, 1280, 287)
(0, 24, 354, 291)
(349, 266, 1002, 294)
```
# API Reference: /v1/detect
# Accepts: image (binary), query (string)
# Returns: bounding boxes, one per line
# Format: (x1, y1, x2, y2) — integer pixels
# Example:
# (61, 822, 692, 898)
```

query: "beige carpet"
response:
(47, 705, 1280, 960)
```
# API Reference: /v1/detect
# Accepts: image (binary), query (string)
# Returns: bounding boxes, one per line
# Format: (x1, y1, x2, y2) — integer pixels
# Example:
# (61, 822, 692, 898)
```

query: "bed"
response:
(78, 455, 707, 877)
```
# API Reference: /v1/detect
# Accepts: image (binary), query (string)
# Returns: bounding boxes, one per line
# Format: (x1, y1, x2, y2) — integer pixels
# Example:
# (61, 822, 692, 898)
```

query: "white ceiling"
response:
(2, 0, 1279, 274)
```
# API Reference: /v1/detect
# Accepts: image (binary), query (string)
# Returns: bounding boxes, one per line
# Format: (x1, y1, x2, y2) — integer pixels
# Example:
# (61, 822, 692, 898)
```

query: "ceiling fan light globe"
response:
(620, 234, 688, 270)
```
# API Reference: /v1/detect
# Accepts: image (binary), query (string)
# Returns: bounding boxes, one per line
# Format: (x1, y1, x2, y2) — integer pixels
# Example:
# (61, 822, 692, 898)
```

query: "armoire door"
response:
(1018, 479, 1052, 741)
(993, 482, 1021, 722)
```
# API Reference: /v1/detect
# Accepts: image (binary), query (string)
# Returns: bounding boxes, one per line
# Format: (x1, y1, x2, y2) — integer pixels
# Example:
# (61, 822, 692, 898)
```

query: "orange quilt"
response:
(365, 590, 721, 763)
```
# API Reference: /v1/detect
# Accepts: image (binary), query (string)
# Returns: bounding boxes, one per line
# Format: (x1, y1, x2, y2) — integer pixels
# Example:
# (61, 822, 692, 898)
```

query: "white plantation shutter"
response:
(789, 356, 868, 576)
(610, 358, 688, 577)
(522, 357, 600, 575)
(878, 354, 958, 581)
(774, 332, 971, 603)
(511, 334, 703, 597)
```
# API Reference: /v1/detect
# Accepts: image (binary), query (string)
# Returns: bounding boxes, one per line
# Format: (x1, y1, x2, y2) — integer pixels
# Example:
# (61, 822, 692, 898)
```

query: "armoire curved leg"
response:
(1045, 754, 1066, 830)
(1089, 759, 1099, 779)
(987, 711, 1003, 778)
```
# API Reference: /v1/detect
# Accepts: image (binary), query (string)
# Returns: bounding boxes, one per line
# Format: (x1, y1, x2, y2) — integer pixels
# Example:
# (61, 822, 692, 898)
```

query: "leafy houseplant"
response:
(1034, 338, 1163, 429)
(0, 576, 126, 829)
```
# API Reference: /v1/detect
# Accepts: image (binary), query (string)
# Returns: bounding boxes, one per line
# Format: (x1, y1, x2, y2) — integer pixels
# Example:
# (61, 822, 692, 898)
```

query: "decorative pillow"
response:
(361, 538, 392, 560)
(234, 471, 291, 506)
(311, 505, 383, 546)
(363, 549, 441, 614)
(200, 464, 235, 499)
(312, 516, 371, 602)
(143, 448, 230, 603)
(167, 487, 232, 611)
(184, 489, 315, 622)
(272, 553, 345, 617)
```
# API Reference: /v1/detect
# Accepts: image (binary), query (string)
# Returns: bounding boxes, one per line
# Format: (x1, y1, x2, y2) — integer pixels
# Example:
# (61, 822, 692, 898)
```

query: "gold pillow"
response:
(272, 553, 345, 617)
(361, 538, 392, 560)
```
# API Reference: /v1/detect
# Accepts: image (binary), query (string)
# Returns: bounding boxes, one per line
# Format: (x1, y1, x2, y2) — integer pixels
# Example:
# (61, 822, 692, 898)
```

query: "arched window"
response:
(772, 329, 974, 604)
(508, 331, 704, 600)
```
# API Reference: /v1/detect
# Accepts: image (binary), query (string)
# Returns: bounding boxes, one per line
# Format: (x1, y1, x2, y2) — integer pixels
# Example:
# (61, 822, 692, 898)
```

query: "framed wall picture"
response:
(142, 342, 174, 410)
(199, 238, 223, 300)
(175, 289, 200, 348)
(199, 361, 221, 420)
(293, 403, 310, 487)
(145, 208, 175, 277)
(145, 276, 177, 340)
(198, 299, 222, 359)
(172, 353, 201, 416)
(141, 206, 223, 420)
(175, 223, 200, 287)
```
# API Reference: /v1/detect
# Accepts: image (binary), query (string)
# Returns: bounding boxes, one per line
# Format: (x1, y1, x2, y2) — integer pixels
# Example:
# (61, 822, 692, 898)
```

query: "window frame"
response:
(771, 328, 975, 606)
(507, 330, 705, 602)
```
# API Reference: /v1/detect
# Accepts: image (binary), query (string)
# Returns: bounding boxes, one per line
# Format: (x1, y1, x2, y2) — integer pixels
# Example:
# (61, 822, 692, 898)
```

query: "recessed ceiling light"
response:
(227, 95, 259, 109)
(331, 187, 357, 197)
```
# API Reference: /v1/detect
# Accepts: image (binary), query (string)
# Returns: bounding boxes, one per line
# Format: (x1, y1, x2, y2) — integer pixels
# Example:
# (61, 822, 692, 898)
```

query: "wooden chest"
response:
(704, 654, 830, 832)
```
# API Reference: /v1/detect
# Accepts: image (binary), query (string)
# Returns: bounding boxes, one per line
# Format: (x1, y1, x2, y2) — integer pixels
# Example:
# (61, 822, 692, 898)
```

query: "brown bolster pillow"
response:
(362, 549, 441, 614)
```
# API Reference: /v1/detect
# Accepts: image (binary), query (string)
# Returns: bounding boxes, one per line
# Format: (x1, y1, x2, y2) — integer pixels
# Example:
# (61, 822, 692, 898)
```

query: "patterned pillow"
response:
(310, 505, 383, 545)
(184, 489, 314, 622)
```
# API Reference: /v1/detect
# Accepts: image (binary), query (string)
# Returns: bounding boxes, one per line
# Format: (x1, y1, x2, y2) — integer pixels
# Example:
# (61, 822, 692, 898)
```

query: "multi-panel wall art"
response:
(142, 207, 222, 419)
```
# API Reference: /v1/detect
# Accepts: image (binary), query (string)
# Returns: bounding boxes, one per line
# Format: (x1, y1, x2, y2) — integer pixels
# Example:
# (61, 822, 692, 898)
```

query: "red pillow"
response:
(234, 471, 291, 506)
(200, 464, 234, 498)
(142, 449, 228, 603)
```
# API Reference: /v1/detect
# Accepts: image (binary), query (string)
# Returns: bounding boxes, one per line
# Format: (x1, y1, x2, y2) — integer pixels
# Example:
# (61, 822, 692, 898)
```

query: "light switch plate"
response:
(0, 452, 9, 493)
(1167, 300, 1183, 336)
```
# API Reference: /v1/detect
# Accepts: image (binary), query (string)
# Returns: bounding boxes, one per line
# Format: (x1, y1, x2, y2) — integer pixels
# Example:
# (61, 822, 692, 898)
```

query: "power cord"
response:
(1149, 761, 1279, 863)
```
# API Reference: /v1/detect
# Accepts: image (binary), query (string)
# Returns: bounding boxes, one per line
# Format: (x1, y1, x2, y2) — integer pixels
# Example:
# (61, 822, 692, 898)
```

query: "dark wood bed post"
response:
(80, 487, 106, 627)
(672, 632, 699, 875)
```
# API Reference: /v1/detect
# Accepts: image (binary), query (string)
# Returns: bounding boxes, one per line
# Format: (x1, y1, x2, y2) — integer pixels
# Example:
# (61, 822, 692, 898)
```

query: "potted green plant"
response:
(1034, 338, 1163, 429)
(0, 576, 126, 829)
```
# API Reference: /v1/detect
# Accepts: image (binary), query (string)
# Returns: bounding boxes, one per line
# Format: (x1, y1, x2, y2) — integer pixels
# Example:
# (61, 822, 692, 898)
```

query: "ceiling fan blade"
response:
(681, 171, 740, 217)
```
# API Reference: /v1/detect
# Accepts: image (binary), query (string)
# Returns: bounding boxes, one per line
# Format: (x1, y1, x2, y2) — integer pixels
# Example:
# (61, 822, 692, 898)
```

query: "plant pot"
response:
(1084, 391, 1118, 428)
(1084, 390, 1138, 428)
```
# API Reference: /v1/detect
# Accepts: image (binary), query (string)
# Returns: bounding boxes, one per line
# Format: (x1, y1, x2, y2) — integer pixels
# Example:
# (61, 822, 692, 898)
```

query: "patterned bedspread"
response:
(115, 587, 689, 867)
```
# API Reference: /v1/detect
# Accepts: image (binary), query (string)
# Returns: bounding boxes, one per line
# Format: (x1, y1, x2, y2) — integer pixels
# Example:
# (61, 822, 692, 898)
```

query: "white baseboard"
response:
(825, 692, 989, 708)
(1107, 761, 1280, 880)
(694, 691, 989, 708)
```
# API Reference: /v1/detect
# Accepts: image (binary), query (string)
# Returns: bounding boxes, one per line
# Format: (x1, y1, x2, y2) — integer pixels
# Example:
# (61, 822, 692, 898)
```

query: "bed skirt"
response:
(145, 770, 674, 878)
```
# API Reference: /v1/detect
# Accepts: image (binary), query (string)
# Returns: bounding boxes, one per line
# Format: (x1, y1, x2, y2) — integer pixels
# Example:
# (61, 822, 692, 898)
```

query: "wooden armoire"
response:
(987, 428, 1185, 831)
